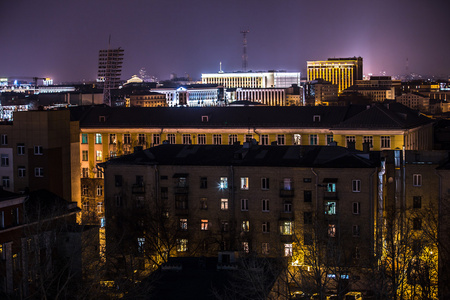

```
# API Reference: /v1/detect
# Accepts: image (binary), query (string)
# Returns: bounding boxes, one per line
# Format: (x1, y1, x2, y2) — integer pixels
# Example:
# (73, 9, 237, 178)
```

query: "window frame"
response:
(262, 199, 269, 212)
(352, 202, 360, 215)
(352, 179, 361, 192)
(213, 134, 222, 145)
(34, 167, 44, 177)
(220, 198, 228, 210)
(413, 174, 422, 187)
(197, 134, 206, 145)
(241, 199, 248, 211)
(240, 177, 249, 190)
(34, 146, 43, 155)
(95, 133, 102, 144)
(17, 144, 25, 155)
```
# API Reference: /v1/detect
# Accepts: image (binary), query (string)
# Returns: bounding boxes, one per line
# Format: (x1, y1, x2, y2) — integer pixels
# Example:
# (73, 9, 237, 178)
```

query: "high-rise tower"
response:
(307, 57, 363, 94)
(98, 47, 124, 106)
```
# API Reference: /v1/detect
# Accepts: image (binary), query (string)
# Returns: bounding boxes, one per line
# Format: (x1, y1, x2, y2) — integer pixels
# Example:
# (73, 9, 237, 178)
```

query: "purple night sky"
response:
(1, 0, 449, 83)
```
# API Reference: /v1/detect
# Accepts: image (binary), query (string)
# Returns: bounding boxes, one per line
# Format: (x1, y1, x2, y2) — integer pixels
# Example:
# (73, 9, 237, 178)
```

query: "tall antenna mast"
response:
(240, 30, 249, 72)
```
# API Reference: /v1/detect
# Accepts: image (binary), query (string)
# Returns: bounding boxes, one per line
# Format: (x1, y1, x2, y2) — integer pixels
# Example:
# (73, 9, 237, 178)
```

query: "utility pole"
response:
(240, 30, 249, 72)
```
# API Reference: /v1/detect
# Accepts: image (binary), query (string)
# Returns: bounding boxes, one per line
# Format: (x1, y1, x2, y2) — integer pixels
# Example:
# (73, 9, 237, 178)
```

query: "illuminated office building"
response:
(307, 57, 363, 94)
(201, 71, 300, 89)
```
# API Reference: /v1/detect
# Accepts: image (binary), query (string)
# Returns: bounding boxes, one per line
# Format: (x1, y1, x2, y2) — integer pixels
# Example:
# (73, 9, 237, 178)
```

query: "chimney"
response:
(347, 141, 355, 150)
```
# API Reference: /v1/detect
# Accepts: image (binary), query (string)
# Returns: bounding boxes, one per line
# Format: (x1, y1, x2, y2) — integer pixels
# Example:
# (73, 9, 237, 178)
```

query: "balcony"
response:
(323, 191, 339, 200)
(132, 184, 145, 194)
(174, 185, 189, 194)
(280, 188, 295, 197)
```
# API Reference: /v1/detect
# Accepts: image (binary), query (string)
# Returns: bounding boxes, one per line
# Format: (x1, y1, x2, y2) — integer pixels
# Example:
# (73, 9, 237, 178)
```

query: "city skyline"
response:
(1, 0, 450, 83)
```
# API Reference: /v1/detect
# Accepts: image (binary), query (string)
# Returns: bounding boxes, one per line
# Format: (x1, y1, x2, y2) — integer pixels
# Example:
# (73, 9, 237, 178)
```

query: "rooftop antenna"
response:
(240, 30, 249, 72)
(219, 61, 224, 73)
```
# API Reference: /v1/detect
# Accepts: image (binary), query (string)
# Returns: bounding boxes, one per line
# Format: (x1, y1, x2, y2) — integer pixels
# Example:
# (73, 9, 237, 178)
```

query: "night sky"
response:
(1, 0, 449, 83)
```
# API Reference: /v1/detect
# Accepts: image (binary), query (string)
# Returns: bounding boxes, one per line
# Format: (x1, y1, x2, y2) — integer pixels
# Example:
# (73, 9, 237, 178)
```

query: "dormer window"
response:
(202, 115, 209, 122)
(99, 116, 106, 122)
(313, 115, 321, 122)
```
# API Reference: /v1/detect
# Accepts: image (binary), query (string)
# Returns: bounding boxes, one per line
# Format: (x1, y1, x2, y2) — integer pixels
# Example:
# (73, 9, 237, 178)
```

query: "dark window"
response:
(136, 176, 144, 186)
(413, 218, 422, 230)
(303, 178, 312, 183)
(304, 233, 313, 245)
(304, 190, 312, 202)
(304, 212, 312, 224)
(413, 196, 421, 209)
(115, 175, 122, 187)
(200, 177, 207, 189)
(160, 175, 168, 180)
(161, 187, 168, 200)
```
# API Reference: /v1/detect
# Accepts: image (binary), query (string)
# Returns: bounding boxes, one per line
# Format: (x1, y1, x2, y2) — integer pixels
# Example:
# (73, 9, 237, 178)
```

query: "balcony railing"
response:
(324, 191, 338, 200)
(132, 184, 145, 194)
(280, 188, 295, 197)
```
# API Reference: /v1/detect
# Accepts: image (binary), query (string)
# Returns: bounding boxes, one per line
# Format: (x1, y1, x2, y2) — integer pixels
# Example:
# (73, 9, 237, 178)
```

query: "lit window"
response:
(137, 237, 145, 253)
(96, 150, 102, 161)
(1, 154, 9, 167)
(123, 134, 131, 144)
(34, 167, 44, 177)
(262, 199, 269, 212)
(109, 134, 116, 144)
(294, 134, 301, 145)
(201, 219, 209, 231)
(213, 134, 222, 145)
(309, 134, 318, 145)
(352, 225, 360, 237)
(284, 243, 293, 256)
(242, 220, 250, 232)
(381, 136, 391, 149)
(242, 242, 249, 253)
(197, 134, 206, 145)
(228, 134, 238, 145)
(219, 177, 228, 189)
(96, 185, 103, 196)
(180, 218, 188, 230)
(261, 177, 269, 190)
(152, 134, 160, 146)
(283, 178, 292, 190)
(262, 243, 269, 255)
(81, 134, 88, 144)
(240, 177, 249, 190)
(262, 222, 270, 233)
(326, 183, 336, 192)
(95, 133, 102, 144)
(82, 150, 88, 161)
(34, 146, 43, 155)
(277, 134, 285, 145)
(280, 221, 293, 235)
(352, 202, 360, 214)
(167, 134, 176, 144)
(17, 144, 25, 155)
(182, 134, 191, 145)
(220, 199, 228, 210)
(177, 239, 188, 252)
(352, 180, 361, 192)
(413, 174, 422, 186)
(325, 201, 336, 215)
(241, 199, 248, 211)
(260, 135, 269, 145)
(97, 202, 103, 213)
(328, 224, 336, 237)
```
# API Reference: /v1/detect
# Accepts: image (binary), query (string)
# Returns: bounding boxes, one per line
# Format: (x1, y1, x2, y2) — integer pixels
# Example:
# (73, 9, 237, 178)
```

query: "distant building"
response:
(304, 79, 339, 106)
(396, 92, 430, 111)
(152, 85, 221, 107)
(97, 47, 124, 105)
(201, 71, 301, 89)
(234, 88, 286, 106)
(307, 57, 363, 94)
(129, 92, 167, 107)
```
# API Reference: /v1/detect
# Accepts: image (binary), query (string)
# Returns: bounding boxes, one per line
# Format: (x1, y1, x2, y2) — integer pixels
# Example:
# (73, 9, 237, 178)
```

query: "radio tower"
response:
(240, 30, 249, 72)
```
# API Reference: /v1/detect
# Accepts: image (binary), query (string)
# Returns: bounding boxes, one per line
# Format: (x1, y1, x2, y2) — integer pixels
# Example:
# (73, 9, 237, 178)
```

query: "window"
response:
(110, 151, 117, 158)
(242, 220, 250, 232)
(280, 221, 293, 235)
(277, 134, 285, 145)
(326, 134, 334, 145)
(182, 134, 191, 145)
(167, 133, 176, 144)
(18, 167, 26, 178)
(1, 154, 9, 167)
(240, 177, 249, 190)
(241, 199, 248, 211)
(2, 177, 10, 188)
(284, 202, 292, 213)
(221, 220, 229, 232)
(137, 238, 145, 253)
(304, 233, 313, 245)
(284, 244, 293, 256)
(115, 194, 123, 207)
(82, 185, 88, 196)
(304, 212, 312, 224)
(96, 185, 103, 196)
(123, 134, 131, 144)
(109, 134, 116, 144)
(283, 178, 292, 190)
(413, 196, 422, 209)
(179, 218, 188, 230)
(262, 243, 269, 255)
(353, 247, 360, 259)
(213, 134, 222, 145)
(17, 144, 25, 155)
(1, 134, 7, 145)
(413, 174, 422, 186)
(220, 199, 228, 210)
(82, 150, 88, 161)
(303, 178, 312, 183)
(304, 190, 312, 202)
(325, 201, 336, 215)
(177, 239, 188, 252)
(381, 136, 391, 148)
(352, 202, 360, 214)
(34, 146, 43, 155)
(200, 177, 207, 189)
(352, 180, 361, 192)
(96, 169, 103, 178)
(97, 202, 104, 213)
(363, 136, 373, 148)
(262, 199, 269, 212)
(346, 136, 356, 147)
(201, 219, 209, 230)
(413, 218, 422, 230)
(95, 133, 102, 144)
(114, 175, 122, 187)
(138, 134, 146, 145)
(200, 197, 207, 210)
(81, 134, 88, 144)
(262, 222, 270, 233)
(328, 224, 336, 237)
(261, 178, 269, 190)
(293, 134, 302, 145)
(135, 196, 144, 208)
(82, 168, 89, 178)
(197, 134, 206, 145)
(245, 134, 252, 142)
(175, 194, 188, 209)
(326, 183, 336, 192)
(260, 134, 269, 145)
(201, 115, 208, 122)
(228, 134, 238, 145)
(220, 177, 228, 189)
(34, 167, 44, 177)
(96, 150, 102, 161)
(152, 134, 160, 146)
(242, 242, 249, 253)
(352, 225, 360, 237)
(309, 134, 318, 145)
